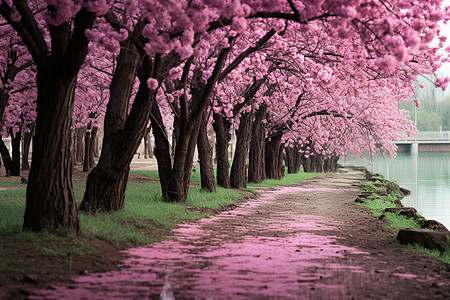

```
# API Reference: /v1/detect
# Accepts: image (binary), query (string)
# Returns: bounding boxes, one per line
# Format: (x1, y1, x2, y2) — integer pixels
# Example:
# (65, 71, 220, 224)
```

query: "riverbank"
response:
(341, 152, 450, 230)
(24, 168, 450, 298)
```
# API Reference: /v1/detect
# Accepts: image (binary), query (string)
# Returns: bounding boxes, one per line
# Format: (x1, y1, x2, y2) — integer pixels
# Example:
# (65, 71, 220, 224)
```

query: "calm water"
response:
(341, 152, 450, 229)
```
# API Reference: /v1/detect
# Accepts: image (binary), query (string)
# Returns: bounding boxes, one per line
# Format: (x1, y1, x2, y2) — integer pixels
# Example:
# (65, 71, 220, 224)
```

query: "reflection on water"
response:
(341, 152, 450, 229)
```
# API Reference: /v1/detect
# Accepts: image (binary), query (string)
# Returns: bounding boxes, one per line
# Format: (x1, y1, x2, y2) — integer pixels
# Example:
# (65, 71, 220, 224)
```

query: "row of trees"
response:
(0, 0, 449, 233)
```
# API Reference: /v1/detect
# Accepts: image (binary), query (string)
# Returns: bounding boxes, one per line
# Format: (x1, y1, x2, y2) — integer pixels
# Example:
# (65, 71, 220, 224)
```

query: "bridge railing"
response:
(402, 131, 450, 141)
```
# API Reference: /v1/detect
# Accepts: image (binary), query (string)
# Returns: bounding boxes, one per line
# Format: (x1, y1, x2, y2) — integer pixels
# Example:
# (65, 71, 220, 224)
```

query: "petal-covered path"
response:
(31, 169, 450, 299)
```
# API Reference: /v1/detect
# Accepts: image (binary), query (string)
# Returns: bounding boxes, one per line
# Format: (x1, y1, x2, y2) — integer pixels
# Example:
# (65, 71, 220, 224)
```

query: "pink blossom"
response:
(413, 98, 420, 107)
(374, 55, 396, 71)
(147, 78, 159, 90)
(231, 17, 247, 33)
(169, 67, 183, 80)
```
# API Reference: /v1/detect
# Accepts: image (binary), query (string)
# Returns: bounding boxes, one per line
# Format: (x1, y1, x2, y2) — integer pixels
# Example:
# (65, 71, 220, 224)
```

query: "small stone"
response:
(400, 187, 411, 196)
(19, 289, 31, 296)
(23, 274, 38, 284)
(394, 199, 403, 207)
(397, 229, 450, 252)
(384, 207, 417, 219)
(420, 220, 449, 232)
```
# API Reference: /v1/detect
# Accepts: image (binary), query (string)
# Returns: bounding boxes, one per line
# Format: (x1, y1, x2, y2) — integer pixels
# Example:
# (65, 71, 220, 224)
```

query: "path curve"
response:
(31, 169, 450, 299)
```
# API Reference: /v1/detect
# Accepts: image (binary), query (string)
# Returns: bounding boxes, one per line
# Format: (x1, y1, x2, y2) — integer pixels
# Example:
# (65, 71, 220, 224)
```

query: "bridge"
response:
(394, 131, 450, 153)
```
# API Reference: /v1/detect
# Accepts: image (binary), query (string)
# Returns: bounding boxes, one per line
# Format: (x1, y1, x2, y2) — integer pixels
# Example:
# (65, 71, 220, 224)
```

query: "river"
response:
(340, 152, 450, 229)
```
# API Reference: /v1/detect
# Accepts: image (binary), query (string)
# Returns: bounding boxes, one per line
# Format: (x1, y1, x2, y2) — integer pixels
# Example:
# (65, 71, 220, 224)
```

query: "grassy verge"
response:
(355, 170, 450, 264)
(0, 168, 318, 285)
(247, 171, 320, 188)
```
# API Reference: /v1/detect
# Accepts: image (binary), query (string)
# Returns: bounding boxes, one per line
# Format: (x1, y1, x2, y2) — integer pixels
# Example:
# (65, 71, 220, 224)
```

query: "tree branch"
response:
(64, 8, 96, 75)
(0, 0, 47, 67)
(218, 29, 276, 82)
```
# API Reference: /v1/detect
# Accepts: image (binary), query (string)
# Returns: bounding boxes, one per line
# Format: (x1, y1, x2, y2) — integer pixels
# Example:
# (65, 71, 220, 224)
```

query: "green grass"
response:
(131, 167, 203, 184)
(0, 186, 26, 198)
(357, 174, 450, 264)
(247, 171, 320, 188)
(407, 242, 450, 264)
(0, 199, 25, 234)
(131, 170, 160, 180)
(0, 181, 21, 187)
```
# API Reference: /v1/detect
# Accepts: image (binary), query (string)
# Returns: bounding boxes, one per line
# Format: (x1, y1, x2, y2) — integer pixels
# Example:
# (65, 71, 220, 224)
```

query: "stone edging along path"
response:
(29, 168, 450, 299)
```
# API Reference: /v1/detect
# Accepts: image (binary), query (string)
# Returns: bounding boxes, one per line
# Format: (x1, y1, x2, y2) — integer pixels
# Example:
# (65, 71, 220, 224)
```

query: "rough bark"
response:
(265, 133, 284, 180)
(9, 128, 21, 176)
(23, 71, 79, 232)
(80, 40, 146, 212)
(323, 155, 339, 172)
(74, 127, 86, 164)
(302, 155, 324, 173)
(83, 127, 91, 172)
(230, 110, 253, 188)
(150, 100, 173, 198)
(285, 145, 302, 174)
(212, 112, 231, 188)
(83, 125, 97, 172)
(197, 111, 216, 192)
(156, 47, 231, 202)
(294, 146, 302, 173)
(182, 121, 201, 197)
(21, 123, 33, 170)
(248, 104, 266, 183)
(0, 137, 12, 176)
(285, 147, 295, 174)
(6, 6, 97, 232)
(89, 127, 97, 169)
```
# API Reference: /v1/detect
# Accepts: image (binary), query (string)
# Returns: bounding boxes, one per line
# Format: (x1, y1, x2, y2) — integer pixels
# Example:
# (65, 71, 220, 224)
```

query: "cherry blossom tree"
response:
(0, 0, 109, 232)
(0, 23, 34, 175)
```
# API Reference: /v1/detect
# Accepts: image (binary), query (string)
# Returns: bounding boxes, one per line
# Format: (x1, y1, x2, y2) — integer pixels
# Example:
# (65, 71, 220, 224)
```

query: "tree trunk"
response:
(150, 100, 173, 199)
(301, 156, 312, 172)
(83, 125, 97, 172)
(323, 155, 339, 172)
(0, 138, 12, 176)
(212, 113, 231, 188)
(17, 8, 96, 233)
(230, 110, 253, 188)
(80, 43, 147, 212)
(143, 125, 153, 158)
(294, 146, 302, 173)
(22, 123, 34, 170)
(23, 72, 79, 232)
(83, 126, 91, 172)
(164, 111, 201, 202)
(89, 127, 97, 169)
(9, 128, 21, 176)
(285, 145, 301, 174)
(182, 121, 201, 197)
(285, 146, 295, 174)
(312, 155, 324, 173)
(265, 133, 284, 180)
(154, 42, 231, 202)
(74, 127, 85, 164)
(197, 111, 216, 192)
(94, 135, 99, 158)
(248, 104, 266, 183)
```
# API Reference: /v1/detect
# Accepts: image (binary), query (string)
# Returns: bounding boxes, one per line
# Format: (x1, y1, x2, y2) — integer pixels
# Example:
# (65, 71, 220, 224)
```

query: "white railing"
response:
(402, 131, 450, 141)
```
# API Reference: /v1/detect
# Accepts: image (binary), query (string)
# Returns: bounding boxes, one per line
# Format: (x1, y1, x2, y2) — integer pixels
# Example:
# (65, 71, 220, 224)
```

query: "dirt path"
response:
(30, 168, 450, 299)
